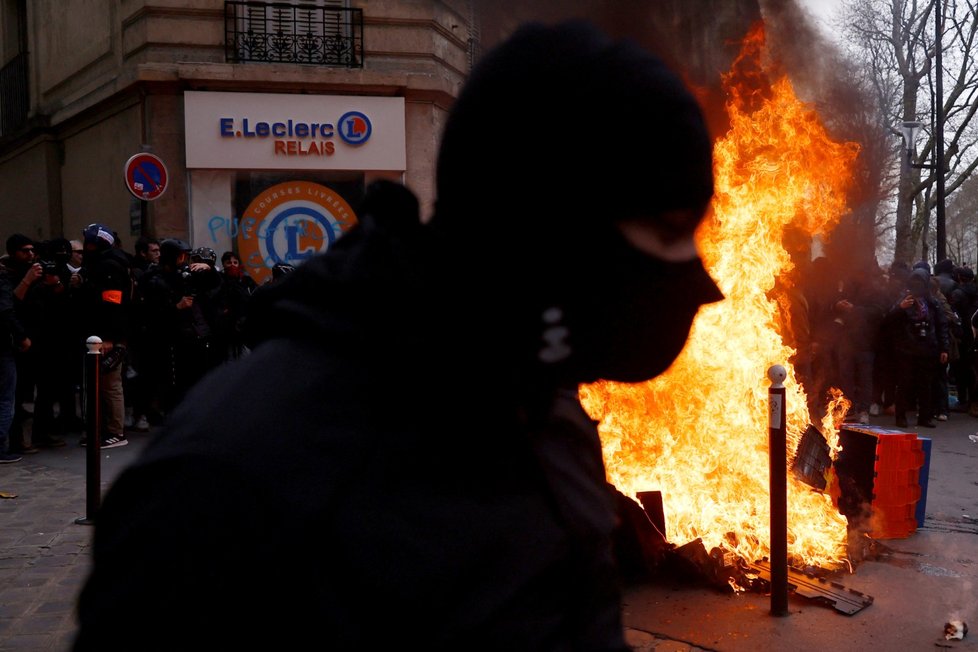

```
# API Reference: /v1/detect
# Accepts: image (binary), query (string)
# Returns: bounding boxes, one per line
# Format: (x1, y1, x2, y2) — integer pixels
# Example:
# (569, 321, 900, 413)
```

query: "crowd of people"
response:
(783, 251, 978, 430)
(2, 220, 976, 463)
(0, 227, 267, 462)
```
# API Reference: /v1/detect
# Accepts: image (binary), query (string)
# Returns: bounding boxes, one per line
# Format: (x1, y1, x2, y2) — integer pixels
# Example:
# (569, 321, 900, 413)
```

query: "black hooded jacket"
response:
(884, 268, 951, 357)
(81, 246, 132, 344)
(74, 20, 721, 652)
(74, 203, 628, 650)
(0, 266, 27, 355)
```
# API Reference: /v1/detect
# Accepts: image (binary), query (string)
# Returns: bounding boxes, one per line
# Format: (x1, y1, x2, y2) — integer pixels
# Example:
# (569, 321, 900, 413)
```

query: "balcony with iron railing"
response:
(0, 51, 29, 137)
(225, 1, 363, 67)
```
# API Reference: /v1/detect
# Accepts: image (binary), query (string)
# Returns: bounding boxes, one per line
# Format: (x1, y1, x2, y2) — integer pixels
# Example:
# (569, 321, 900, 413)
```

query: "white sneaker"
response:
(101, 434, 128, 449)
(869, 403, 881, 417)
(134, 416, 150, 432)
(858, 411, 870, 425)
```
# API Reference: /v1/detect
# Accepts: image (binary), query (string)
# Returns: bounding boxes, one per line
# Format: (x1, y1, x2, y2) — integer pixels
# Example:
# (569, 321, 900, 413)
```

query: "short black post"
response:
(75, 336, 102, 526)
(767, 364, 789, 616)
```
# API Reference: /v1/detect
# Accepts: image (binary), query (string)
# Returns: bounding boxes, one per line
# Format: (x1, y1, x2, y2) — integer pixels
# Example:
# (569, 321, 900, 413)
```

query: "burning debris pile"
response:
(582, 22, 862, 577)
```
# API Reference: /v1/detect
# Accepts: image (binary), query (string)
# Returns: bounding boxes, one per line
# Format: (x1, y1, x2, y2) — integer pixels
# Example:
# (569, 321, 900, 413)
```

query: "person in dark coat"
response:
(134, 238, 220, 414)
(872, 261, 912, 415)
(80, 223, 134, 448)
(213, 250, 257, 361)
(833, 264, 887, 424)
(949, 266, 978, 414)
(73, 20, 724, 651)
(0, 258, 30, 462)
(2, 233, 42, 454)
(26, 238, 78, 447)
(884, 267, 950, 428)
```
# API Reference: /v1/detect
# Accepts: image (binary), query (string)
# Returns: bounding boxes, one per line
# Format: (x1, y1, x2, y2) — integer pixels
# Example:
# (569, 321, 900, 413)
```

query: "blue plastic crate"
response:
(915, 437, 932, 528)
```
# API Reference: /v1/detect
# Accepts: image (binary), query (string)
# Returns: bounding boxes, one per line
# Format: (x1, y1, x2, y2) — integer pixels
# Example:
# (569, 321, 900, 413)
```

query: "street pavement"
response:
(622, 408, 978, 652)
(0, 407, 976, 651)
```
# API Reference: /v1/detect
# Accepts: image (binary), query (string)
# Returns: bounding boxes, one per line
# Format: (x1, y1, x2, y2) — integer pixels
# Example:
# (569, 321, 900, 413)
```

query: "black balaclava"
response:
(428, 20, 722, 386)
(909, 268, 930, 299)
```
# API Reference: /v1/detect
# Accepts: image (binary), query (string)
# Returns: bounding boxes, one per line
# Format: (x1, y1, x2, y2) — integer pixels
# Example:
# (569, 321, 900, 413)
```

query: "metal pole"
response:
(935, 0, 946, 261)
(75, 336, 102, 526)
(768, 364, 789, 616)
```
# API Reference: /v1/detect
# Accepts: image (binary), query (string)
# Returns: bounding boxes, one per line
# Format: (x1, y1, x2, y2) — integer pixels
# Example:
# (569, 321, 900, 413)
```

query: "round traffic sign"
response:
(124, 153, 168, 201)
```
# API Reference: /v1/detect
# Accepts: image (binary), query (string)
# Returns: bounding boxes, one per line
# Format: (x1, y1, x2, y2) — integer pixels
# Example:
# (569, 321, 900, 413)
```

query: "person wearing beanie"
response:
(934, 257, 957, 300)
(912, 259, 932, 275)
(5, 233, 33, 257)
(885, 267, 951, 428)
(2, 234, 41, 301)
(74, 20, 723, 651)
(1, 234, 41, 454)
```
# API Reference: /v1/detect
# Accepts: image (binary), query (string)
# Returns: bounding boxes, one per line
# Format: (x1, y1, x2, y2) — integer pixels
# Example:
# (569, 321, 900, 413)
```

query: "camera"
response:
(39, 256, 71, 286)
(176, 262, 218, 298)
(36, 239, 73, 286)
(177, 263, 198, 297)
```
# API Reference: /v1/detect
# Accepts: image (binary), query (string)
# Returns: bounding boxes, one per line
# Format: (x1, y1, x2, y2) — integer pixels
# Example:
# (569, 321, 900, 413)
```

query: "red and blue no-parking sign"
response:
(123, 153, 168, 201)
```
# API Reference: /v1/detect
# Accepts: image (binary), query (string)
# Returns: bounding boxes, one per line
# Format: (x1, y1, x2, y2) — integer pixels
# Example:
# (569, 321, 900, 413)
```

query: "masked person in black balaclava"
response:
(74, 20, 723, 652)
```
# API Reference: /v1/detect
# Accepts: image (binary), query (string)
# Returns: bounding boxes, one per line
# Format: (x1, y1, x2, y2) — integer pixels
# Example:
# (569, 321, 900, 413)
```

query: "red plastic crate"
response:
(834, 425, 925, 539)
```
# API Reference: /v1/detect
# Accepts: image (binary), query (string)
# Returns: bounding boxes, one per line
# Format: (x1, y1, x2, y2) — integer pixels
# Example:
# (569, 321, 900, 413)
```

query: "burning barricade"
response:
(578, 24, 923, 614)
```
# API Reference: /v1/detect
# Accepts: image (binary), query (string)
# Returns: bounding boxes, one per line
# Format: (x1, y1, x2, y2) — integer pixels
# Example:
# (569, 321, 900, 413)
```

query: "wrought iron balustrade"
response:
(0, 51, 29, 137)
(225, 1, 363, 67)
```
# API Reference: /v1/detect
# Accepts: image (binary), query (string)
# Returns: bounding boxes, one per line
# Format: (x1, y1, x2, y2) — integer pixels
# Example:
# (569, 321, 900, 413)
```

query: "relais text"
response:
(218, 111, 372, 157)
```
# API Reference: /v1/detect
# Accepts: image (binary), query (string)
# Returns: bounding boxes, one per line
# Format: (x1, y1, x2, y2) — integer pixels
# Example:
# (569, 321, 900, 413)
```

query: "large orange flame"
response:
(580, 24, 860, 569)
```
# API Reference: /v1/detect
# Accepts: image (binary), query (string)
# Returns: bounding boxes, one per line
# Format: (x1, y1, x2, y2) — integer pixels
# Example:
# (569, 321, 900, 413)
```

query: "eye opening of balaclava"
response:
(428, 19, 722, 385)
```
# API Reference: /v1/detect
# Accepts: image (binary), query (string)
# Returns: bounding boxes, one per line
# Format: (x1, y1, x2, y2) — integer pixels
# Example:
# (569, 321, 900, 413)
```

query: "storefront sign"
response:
(184, 91, 405, 170)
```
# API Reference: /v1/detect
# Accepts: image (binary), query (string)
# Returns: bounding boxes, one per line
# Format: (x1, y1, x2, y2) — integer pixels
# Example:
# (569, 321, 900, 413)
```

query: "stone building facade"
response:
(0, 0, 476, 281)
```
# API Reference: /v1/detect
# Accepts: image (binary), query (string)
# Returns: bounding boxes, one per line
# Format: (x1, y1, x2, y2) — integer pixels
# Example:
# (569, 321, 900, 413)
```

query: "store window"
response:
(231, 170, 363, 284)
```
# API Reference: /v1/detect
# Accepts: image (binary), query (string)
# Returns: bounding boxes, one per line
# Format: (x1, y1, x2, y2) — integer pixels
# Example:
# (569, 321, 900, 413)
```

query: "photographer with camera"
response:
(884, 266, 951, 429)
(135, 239, 219, 415)
(27, 237, 83, 448)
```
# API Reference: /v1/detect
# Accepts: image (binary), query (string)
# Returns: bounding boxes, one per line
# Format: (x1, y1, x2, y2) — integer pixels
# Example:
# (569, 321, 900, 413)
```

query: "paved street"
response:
(0, 426, 152, 652)
(622, 409, 978, 651)
(1, 407, 976, 651)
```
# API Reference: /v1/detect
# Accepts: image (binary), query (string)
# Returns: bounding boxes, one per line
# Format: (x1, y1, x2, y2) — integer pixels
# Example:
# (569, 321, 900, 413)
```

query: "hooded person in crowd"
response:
(73, 20, 723, 651)
(79, 223, 133, 449)
(885, 266, 950, 429)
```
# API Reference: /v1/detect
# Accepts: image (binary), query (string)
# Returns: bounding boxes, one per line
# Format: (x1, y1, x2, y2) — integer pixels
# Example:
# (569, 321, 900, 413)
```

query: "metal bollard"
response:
(767, 364, 789, 616)
(75, 336, 102, 526)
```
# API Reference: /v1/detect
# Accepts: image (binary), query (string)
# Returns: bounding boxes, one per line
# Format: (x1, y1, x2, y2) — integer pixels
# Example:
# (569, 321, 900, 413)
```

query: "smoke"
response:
(761, 0, 890, 269)
(471, 1, 885, 270)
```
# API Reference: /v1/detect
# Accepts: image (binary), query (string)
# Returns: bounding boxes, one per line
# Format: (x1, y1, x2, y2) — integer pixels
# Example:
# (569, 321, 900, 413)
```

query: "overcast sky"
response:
(799, 0, 844, 34)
